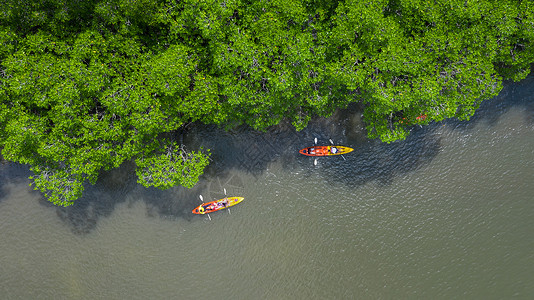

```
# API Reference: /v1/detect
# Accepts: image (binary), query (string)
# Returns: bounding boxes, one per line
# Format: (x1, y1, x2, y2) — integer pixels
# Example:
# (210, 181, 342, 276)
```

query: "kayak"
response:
(192, 197, 244, 215)
(299, 145, 354, 157)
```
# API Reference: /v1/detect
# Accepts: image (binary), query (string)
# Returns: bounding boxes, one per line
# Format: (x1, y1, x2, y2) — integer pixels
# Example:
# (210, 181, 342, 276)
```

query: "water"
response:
(1, 76, 534, 299)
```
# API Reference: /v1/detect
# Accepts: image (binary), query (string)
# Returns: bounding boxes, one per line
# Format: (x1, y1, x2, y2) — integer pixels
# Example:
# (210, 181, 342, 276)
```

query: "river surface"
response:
(1, 76, 534, 299)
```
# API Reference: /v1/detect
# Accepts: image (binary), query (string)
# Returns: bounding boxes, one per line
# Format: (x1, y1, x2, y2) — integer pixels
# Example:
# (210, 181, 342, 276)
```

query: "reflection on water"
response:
(0, 76, 533, 298)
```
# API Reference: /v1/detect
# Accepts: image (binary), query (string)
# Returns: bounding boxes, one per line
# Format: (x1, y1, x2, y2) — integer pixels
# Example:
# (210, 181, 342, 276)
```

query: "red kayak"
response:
(299, 145, 354, 157)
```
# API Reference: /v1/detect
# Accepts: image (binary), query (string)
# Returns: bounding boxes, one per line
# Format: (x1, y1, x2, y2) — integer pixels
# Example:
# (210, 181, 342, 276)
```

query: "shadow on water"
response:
(316, 125, 442, 188)
(318, 74, 534, 189)
(0, 156, 36, 203)
(444, 75, 534, 130)
(178, 103, 443, 192)
(42, 161, 139, 235)
(44, 158, 249, 235)
(0, 152, 138, 236)
(139, 169, 247, 220)
(2, 75, 532, 235)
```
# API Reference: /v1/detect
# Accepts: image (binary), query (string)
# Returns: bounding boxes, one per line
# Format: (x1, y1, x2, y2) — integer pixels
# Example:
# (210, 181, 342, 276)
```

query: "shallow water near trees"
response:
(1, 76, 534, 299)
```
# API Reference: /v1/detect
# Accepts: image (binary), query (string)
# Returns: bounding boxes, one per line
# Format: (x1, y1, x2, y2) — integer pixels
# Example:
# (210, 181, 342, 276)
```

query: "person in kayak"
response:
(221, 198, 229, 207)
(199, 206, 205, 213)
(330, 147, 338, 154)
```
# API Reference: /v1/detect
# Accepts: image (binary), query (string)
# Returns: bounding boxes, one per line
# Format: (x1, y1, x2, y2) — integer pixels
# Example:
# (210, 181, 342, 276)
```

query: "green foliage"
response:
(329, 0, 531, 142)
(135, 143, 210, 189)
(1, 0, 533, 205)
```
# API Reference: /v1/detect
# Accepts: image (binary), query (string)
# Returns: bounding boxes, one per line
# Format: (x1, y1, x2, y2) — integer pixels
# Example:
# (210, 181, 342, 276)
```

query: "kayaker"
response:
(331, 147, 338, 154)
(199, 206, 205, 213)
(222, 198, 228, 207)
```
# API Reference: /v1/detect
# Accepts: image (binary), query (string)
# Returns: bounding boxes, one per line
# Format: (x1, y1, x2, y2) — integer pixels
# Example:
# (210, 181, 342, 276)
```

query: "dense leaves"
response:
(1, 0, 533, 205)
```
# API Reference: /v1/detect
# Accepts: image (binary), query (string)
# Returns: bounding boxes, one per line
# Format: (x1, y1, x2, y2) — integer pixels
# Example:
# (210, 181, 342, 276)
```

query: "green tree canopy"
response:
(1, 0, 533, 205)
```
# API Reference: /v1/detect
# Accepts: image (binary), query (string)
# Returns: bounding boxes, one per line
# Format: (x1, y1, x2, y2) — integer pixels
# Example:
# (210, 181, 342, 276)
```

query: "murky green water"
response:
(1, 77, 534, 299)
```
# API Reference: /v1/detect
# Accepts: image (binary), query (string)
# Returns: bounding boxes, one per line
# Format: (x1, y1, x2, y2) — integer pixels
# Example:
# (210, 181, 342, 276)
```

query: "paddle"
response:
(199, 194, 211, 220)
(329, 138, 346, 161)
(224, 188, 230, 214)
(314, 138, 318, 166)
